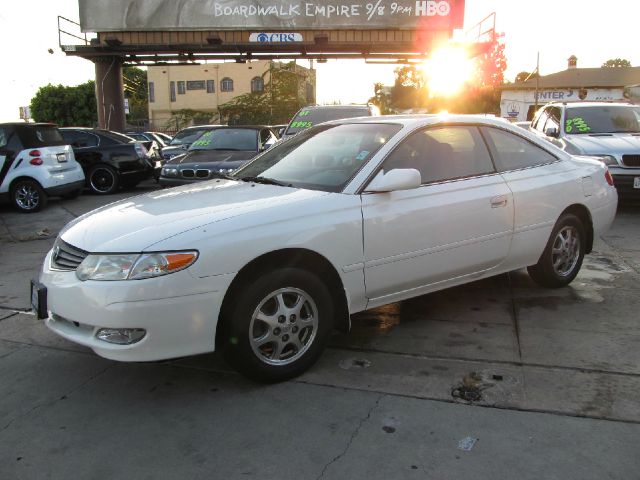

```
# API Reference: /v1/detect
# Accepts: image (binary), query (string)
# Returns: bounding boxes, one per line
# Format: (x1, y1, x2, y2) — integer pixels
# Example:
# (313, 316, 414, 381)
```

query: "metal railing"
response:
(58, 16, 94, 51)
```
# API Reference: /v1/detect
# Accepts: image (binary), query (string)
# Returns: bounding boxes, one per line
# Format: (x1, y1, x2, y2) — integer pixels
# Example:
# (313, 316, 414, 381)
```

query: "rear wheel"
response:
(89, 165, 119, 194)
(528, 213, 585, 288)
(222, 267, 334, 382)
(10, 179, 47, 213)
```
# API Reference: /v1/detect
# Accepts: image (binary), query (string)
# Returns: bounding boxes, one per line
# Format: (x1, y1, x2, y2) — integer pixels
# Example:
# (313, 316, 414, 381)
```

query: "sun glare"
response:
(423, 46, 475, 97)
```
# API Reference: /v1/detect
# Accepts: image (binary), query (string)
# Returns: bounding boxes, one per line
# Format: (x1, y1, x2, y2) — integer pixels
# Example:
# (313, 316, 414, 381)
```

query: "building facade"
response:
(147, 60, 315, 130)
(500, 56, 640, 122)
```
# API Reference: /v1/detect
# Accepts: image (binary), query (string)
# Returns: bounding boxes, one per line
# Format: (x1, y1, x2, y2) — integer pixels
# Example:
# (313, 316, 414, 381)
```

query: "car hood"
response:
(59, 181, 329, 252)
(165, 149, 257, 167)
(567, 133, 640, 155)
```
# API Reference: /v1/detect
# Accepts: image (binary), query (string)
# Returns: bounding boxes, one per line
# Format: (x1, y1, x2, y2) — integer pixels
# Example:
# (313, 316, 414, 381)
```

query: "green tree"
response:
(602, 58, 631, 68)
(123, 66, 149, 123)
(389, 66, 428, 110)
(219, 62, 308, 125)
(30, 81, 98, 126)
(367, 82, 394, 114)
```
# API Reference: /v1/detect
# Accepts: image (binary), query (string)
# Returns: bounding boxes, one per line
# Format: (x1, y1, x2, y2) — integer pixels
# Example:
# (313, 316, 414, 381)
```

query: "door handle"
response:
(490, 195, 508, 208)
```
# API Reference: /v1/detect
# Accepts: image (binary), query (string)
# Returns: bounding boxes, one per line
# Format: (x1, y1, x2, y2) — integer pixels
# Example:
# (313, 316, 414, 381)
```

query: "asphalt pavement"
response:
(1, 182, 639, 480)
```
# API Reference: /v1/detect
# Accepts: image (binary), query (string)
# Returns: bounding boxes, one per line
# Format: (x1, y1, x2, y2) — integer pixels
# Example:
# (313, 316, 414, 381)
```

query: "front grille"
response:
(622, 155, 640, 167)
(196, 169, 210, 178)
(181, 169, 195, 178)
(51, 239, 88, 271)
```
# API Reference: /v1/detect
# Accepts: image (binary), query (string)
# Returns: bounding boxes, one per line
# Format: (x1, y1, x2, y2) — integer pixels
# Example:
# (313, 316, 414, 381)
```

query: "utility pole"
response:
(534, 52, 540, 111)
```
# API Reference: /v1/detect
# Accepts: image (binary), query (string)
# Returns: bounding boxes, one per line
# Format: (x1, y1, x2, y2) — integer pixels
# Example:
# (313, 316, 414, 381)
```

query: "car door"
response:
(480, 126, 568, 269)
(361, 125, 514, 305)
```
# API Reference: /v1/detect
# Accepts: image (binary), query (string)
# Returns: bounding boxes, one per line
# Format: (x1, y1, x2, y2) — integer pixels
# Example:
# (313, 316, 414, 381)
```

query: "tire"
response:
(88, 165, 119, 194)
(10, 179, 47, 213)
(527, 213, 585, 288)
(61, 189, 83, 200)
(222, 267, 334, 383)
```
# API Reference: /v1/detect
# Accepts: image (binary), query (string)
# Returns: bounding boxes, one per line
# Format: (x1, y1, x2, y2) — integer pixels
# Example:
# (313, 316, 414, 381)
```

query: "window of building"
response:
(187, 80, 206, 90)
(383, 126, 494, 184)
(221, 77, 234, 92)
(148, 82, 155, 103)
(251, 76, 264, 93)
(206, 80, 215, 93)
(170, 82, 176, 102)
(481, 127, 558, 171)
(177, 81, 186, 95)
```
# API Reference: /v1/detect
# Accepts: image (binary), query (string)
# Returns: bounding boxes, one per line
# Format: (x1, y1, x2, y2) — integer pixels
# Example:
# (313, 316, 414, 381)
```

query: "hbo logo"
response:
(415, 1, 451, 16)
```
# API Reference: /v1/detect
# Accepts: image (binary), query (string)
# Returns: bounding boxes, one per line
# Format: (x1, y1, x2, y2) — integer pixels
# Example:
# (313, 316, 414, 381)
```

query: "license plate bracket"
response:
(30, 280, 48, 320)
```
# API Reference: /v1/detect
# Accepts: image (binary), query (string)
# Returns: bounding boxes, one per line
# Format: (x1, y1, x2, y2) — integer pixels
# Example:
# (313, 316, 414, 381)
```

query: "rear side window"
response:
(383, 126, 494, 184)
(285, 107, 372, 136)
(482, 127, 557, 171)
(17, 125, 66, 148)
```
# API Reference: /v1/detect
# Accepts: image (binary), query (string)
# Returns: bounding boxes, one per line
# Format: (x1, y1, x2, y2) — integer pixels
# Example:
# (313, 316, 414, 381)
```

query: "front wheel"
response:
(528, 213, 585, 288)
(222, 267, 334, 382)
(10, 179, 47, 213)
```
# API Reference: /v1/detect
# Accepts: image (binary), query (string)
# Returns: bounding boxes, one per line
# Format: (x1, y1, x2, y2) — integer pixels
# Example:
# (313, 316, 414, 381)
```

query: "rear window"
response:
(17, 125, 66, 148)
(285, 107, 373, 136)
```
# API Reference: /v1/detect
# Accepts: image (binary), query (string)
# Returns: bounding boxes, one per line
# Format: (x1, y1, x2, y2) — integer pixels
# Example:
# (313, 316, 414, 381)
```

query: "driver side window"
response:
(382, 125, 495, 184)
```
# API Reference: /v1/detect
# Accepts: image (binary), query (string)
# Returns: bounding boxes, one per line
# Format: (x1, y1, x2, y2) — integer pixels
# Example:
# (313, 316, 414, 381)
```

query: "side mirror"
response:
(545, 127, 559, 138)
(365, 168, 422, 193)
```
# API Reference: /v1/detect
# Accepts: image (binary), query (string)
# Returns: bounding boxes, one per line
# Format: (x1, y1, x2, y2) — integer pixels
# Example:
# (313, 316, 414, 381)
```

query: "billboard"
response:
(79, 0, 464, 32)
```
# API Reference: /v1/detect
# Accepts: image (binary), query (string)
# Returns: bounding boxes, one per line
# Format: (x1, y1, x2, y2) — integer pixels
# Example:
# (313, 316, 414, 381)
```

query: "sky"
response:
(0, 0, 637, 122)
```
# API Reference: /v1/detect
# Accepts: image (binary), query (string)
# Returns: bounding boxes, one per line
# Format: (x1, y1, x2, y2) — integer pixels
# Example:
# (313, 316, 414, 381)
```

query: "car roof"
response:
(325, 114, 513, 129)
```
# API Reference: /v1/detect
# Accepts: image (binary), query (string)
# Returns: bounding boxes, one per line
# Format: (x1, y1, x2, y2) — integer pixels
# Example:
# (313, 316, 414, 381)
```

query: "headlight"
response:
(161, 167, 178, 177)
(76, 251, 198, 281)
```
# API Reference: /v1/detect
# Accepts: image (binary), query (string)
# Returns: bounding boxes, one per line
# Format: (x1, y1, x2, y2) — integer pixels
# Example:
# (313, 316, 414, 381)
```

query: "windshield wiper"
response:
(238, 176, 291, 187)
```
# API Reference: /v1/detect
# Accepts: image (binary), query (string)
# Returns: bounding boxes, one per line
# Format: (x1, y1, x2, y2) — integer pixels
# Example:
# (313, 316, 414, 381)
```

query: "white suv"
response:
(0, 123, 85, 212)
(530, 102, 640, 200)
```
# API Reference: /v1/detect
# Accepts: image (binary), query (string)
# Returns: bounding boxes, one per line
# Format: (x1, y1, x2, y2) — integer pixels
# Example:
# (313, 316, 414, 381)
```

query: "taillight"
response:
(605, 170, 614, 186)
(29, 150, 41, 157)
(29, 158, 43, 166)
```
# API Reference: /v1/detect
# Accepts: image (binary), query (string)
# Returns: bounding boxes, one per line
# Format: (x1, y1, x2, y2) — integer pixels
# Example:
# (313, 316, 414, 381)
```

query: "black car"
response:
(161, 125, 222, 162)
(159, 126, 278, 187)
(125, 131, 172, 147)
(60, 128, 157, 194)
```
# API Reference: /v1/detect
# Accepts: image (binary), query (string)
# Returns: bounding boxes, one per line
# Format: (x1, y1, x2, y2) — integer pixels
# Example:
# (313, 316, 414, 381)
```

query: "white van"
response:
(0, 123, 85, 212)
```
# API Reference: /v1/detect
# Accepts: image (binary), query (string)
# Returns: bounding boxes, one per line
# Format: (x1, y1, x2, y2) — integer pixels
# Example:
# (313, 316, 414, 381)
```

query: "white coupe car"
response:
(33, 115, 618, 382)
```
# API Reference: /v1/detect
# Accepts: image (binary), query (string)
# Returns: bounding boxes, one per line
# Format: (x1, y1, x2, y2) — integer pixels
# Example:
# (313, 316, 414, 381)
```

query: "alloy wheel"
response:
(249, 287, 318, 366)
(551, 225, 581, 277)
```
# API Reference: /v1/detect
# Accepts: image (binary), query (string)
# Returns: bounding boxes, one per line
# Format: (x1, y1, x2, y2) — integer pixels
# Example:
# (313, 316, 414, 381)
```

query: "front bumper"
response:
(159, 176, 207, 187)
(611, 173, 640, 200)
(39, 250, 235, 362)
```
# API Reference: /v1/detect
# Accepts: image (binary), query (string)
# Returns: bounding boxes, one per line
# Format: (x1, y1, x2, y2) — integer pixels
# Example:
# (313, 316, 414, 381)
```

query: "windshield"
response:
(234, 122, 401, 192)
(565, 105, 640, 134)
(284, 107, 372, 136)
(169, 127, 212, 145)
(189, 128, 258, 151)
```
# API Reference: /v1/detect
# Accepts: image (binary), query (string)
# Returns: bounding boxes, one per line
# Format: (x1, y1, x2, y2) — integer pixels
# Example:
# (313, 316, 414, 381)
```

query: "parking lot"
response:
(1, 183, 639, 479)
